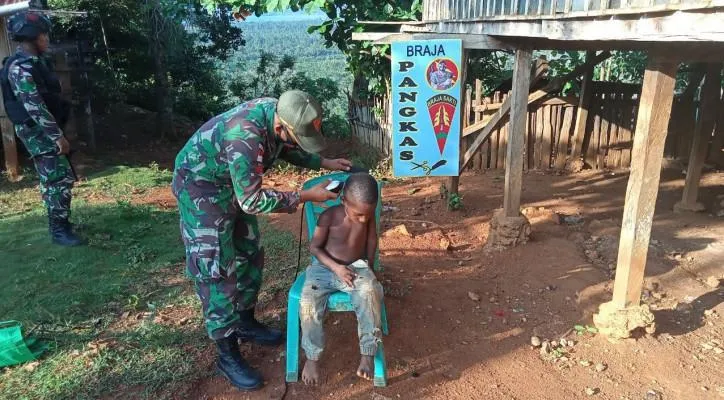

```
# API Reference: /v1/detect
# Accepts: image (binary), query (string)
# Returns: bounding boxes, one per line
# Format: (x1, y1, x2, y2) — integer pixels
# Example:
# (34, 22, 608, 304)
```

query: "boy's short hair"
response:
(344, 173, 378, 205)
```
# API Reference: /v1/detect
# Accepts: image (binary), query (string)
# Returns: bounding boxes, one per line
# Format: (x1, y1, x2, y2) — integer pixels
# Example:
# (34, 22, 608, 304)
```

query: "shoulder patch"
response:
(255, 142, 265, 175)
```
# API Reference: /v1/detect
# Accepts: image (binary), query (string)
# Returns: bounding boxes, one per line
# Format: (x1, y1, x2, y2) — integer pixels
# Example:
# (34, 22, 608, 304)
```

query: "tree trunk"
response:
(148, 0, 172, 139)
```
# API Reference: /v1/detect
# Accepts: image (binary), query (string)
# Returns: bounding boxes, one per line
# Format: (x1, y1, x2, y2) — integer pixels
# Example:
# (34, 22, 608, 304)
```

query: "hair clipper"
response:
(325, 180, 344, 194)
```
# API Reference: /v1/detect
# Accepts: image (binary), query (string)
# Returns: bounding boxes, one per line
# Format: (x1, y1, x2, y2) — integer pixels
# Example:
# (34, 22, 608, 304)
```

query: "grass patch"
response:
(81, 163, 173, 199)
(0, 165, 302, 399)
(0, 163, 173, 218)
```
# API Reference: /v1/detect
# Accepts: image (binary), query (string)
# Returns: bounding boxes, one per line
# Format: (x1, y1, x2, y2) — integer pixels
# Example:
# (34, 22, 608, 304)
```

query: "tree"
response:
(200, 0, 422, 96)
(50, 0, 245, 133)
(146, 0, 172, 138)
(228, 52, 346, 135)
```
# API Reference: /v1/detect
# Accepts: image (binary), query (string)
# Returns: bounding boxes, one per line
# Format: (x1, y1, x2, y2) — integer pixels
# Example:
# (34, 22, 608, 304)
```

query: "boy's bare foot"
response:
(356, 355, 374, 381)
(302, 359, 321, 385)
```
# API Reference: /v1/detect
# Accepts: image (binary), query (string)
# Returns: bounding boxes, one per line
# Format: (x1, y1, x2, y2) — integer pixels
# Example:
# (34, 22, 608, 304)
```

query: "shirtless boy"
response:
(299, 172, 384, 385)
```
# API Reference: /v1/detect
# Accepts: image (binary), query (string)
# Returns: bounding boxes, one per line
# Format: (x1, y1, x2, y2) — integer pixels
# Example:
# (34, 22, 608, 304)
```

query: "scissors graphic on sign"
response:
(411, 160, 448, 176)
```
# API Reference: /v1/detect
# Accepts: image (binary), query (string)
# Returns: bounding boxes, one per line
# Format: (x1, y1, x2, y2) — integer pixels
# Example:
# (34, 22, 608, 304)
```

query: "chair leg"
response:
(381, 299, 390, 335)
(373, 341, 387, 387)
(285, 296, 301, 382)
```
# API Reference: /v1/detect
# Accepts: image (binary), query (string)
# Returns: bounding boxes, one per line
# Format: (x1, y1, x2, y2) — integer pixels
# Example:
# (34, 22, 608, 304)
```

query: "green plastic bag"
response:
(0, 321, 47, 368)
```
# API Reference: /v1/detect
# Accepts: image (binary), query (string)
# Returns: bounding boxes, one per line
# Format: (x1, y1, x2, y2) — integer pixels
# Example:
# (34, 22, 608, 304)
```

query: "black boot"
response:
(49, 215, 84, 247)
(48, 219, 82, 234)
(237, 309, 283, 346)
(215, 333, 263, 391)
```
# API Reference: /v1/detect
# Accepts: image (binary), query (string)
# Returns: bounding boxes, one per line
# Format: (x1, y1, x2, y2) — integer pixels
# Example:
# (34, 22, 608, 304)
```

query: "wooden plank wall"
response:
(347, 80, 720, 169)
(463, 79, 714, 170)
(581, 81, 639, 170)
(466, 86, 581, 170)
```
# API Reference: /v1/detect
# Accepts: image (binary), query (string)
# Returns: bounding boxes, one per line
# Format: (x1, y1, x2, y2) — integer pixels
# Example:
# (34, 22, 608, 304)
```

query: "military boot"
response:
(237, 308, 283, 346)
(49, 214, 84, 246)
(215, 333, 263, 391)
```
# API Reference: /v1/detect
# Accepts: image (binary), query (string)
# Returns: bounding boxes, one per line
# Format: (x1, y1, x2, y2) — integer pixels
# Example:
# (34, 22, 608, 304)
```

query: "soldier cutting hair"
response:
(1, 11, 79, 246)
(172, 90, 351, 391)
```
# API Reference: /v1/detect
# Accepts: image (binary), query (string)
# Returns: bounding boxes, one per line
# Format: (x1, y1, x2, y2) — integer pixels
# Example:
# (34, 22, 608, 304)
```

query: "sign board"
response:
(391, 39, 462, 177)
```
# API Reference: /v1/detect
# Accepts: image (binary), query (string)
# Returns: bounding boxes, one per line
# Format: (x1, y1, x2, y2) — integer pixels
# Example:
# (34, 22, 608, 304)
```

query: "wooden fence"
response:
(581, 81, 638, 170)
(459, 80, 641, 170)
(348, 79, 722, 170)
(463, 79, 720, 171)
(347, 95, 391, 156)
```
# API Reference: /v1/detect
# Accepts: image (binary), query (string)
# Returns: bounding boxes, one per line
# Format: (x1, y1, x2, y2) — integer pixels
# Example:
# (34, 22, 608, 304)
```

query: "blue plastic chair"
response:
(285, 172, 389, 387)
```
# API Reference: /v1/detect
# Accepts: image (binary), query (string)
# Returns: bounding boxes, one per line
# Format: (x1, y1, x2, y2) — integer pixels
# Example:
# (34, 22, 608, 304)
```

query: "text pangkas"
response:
(396, 59, 420, 161)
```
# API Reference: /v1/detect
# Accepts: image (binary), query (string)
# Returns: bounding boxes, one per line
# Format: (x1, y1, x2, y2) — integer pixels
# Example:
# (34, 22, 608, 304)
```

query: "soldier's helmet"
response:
(7, 11, 52, 42)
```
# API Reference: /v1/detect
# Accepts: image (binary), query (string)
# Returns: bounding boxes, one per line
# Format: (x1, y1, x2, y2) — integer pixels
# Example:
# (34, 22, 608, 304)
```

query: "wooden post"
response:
(608, 89, 622, 168)
(0, 18, 19, 181)
(542, 105, 553, 169)
(447, 49, 469, 196)
(675, 63, 722, 212)
(571, 51, 595, 163)
(534, 104, 544, 168)
(708, 97, 724, 166)
(675, 65, 705, 160)
(611, 55, 678, 309)
(473, 79, 483, 170)
(463, 84, 472, 171)
(598, 94, 610, 169)
(500, 92, 509, 166)
(0, 119, 18, 180)
(491, 92, 501, 168)
(504, 49, 532, 218)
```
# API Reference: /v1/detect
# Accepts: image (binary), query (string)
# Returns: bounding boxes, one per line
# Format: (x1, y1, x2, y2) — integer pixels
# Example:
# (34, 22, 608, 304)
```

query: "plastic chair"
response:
(286, 172, 389, 387)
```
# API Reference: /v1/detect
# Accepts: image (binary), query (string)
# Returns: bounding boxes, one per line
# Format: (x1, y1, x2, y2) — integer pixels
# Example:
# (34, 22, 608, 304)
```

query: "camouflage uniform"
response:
(173, 98, 321, 340)
(8, 48, 75, 220)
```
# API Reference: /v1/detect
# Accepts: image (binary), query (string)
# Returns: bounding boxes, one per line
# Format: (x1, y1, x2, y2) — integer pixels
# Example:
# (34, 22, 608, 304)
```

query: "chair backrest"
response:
(302, 172, 383, 271)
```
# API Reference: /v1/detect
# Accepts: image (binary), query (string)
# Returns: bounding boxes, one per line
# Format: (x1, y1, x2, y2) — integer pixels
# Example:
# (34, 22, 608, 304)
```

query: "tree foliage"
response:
(49, 0, 244, 125)
(201, 0, 422, 96)
(228, 52, 348, 136)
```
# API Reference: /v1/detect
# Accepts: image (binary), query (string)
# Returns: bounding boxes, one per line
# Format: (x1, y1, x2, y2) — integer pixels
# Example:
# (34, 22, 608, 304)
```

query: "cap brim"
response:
(295, 129, 327, 154)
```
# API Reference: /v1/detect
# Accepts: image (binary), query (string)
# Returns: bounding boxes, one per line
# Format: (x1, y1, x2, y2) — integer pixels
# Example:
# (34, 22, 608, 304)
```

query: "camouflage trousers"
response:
(32, 154, 76, 220)
(178, 204, 264, 340)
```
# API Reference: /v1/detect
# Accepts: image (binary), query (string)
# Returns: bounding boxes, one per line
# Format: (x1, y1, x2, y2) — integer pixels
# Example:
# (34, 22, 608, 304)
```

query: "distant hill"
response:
(241, 9, 328, 23)
(229, 16, 351, 85)
(220, 13, 353, 124)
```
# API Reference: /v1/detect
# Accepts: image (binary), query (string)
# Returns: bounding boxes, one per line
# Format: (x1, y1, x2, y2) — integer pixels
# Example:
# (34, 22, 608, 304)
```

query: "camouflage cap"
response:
(276, 90, 326, 154)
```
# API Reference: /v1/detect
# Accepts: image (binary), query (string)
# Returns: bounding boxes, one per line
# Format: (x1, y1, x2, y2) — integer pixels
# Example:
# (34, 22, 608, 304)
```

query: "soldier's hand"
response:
(321, 158, 352, 172)
(300, 180, 338, 203)
(56, 136, 70, 155)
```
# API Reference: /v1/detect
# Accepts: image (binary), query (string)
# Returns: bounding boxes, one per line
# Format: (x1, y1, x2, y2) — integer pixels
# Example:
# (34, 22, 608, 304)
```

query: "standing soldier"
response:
(172, 90, 351, 391)
(1, 11, 79, 246)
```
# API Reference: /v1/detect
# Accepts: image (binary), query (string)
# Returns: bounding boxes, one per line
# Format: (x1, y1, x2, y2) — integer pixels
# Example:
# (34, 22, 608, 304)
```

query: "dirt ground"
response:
(9, 103, 716, 400)
(126, 165, 716, 400)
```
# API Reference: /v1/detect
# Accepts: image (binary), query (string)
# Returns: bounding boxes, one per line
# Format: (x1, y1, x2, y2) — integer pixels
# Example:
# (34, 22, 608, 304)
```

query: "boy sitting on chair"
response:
(300, 172, 384, 385)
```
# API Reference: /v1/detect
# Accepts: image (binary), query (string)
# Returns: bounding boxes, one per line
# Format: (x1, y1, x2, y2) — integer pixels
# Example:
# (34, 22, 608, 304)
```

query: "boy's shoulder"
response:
(317, 204, 344, 226)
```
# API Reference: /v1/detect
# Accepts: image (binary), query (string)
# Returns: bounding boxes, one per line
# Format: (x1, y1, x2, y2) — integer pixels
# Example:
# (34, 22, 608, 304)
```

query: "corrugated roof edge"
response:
(0, 1, 29, 17)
